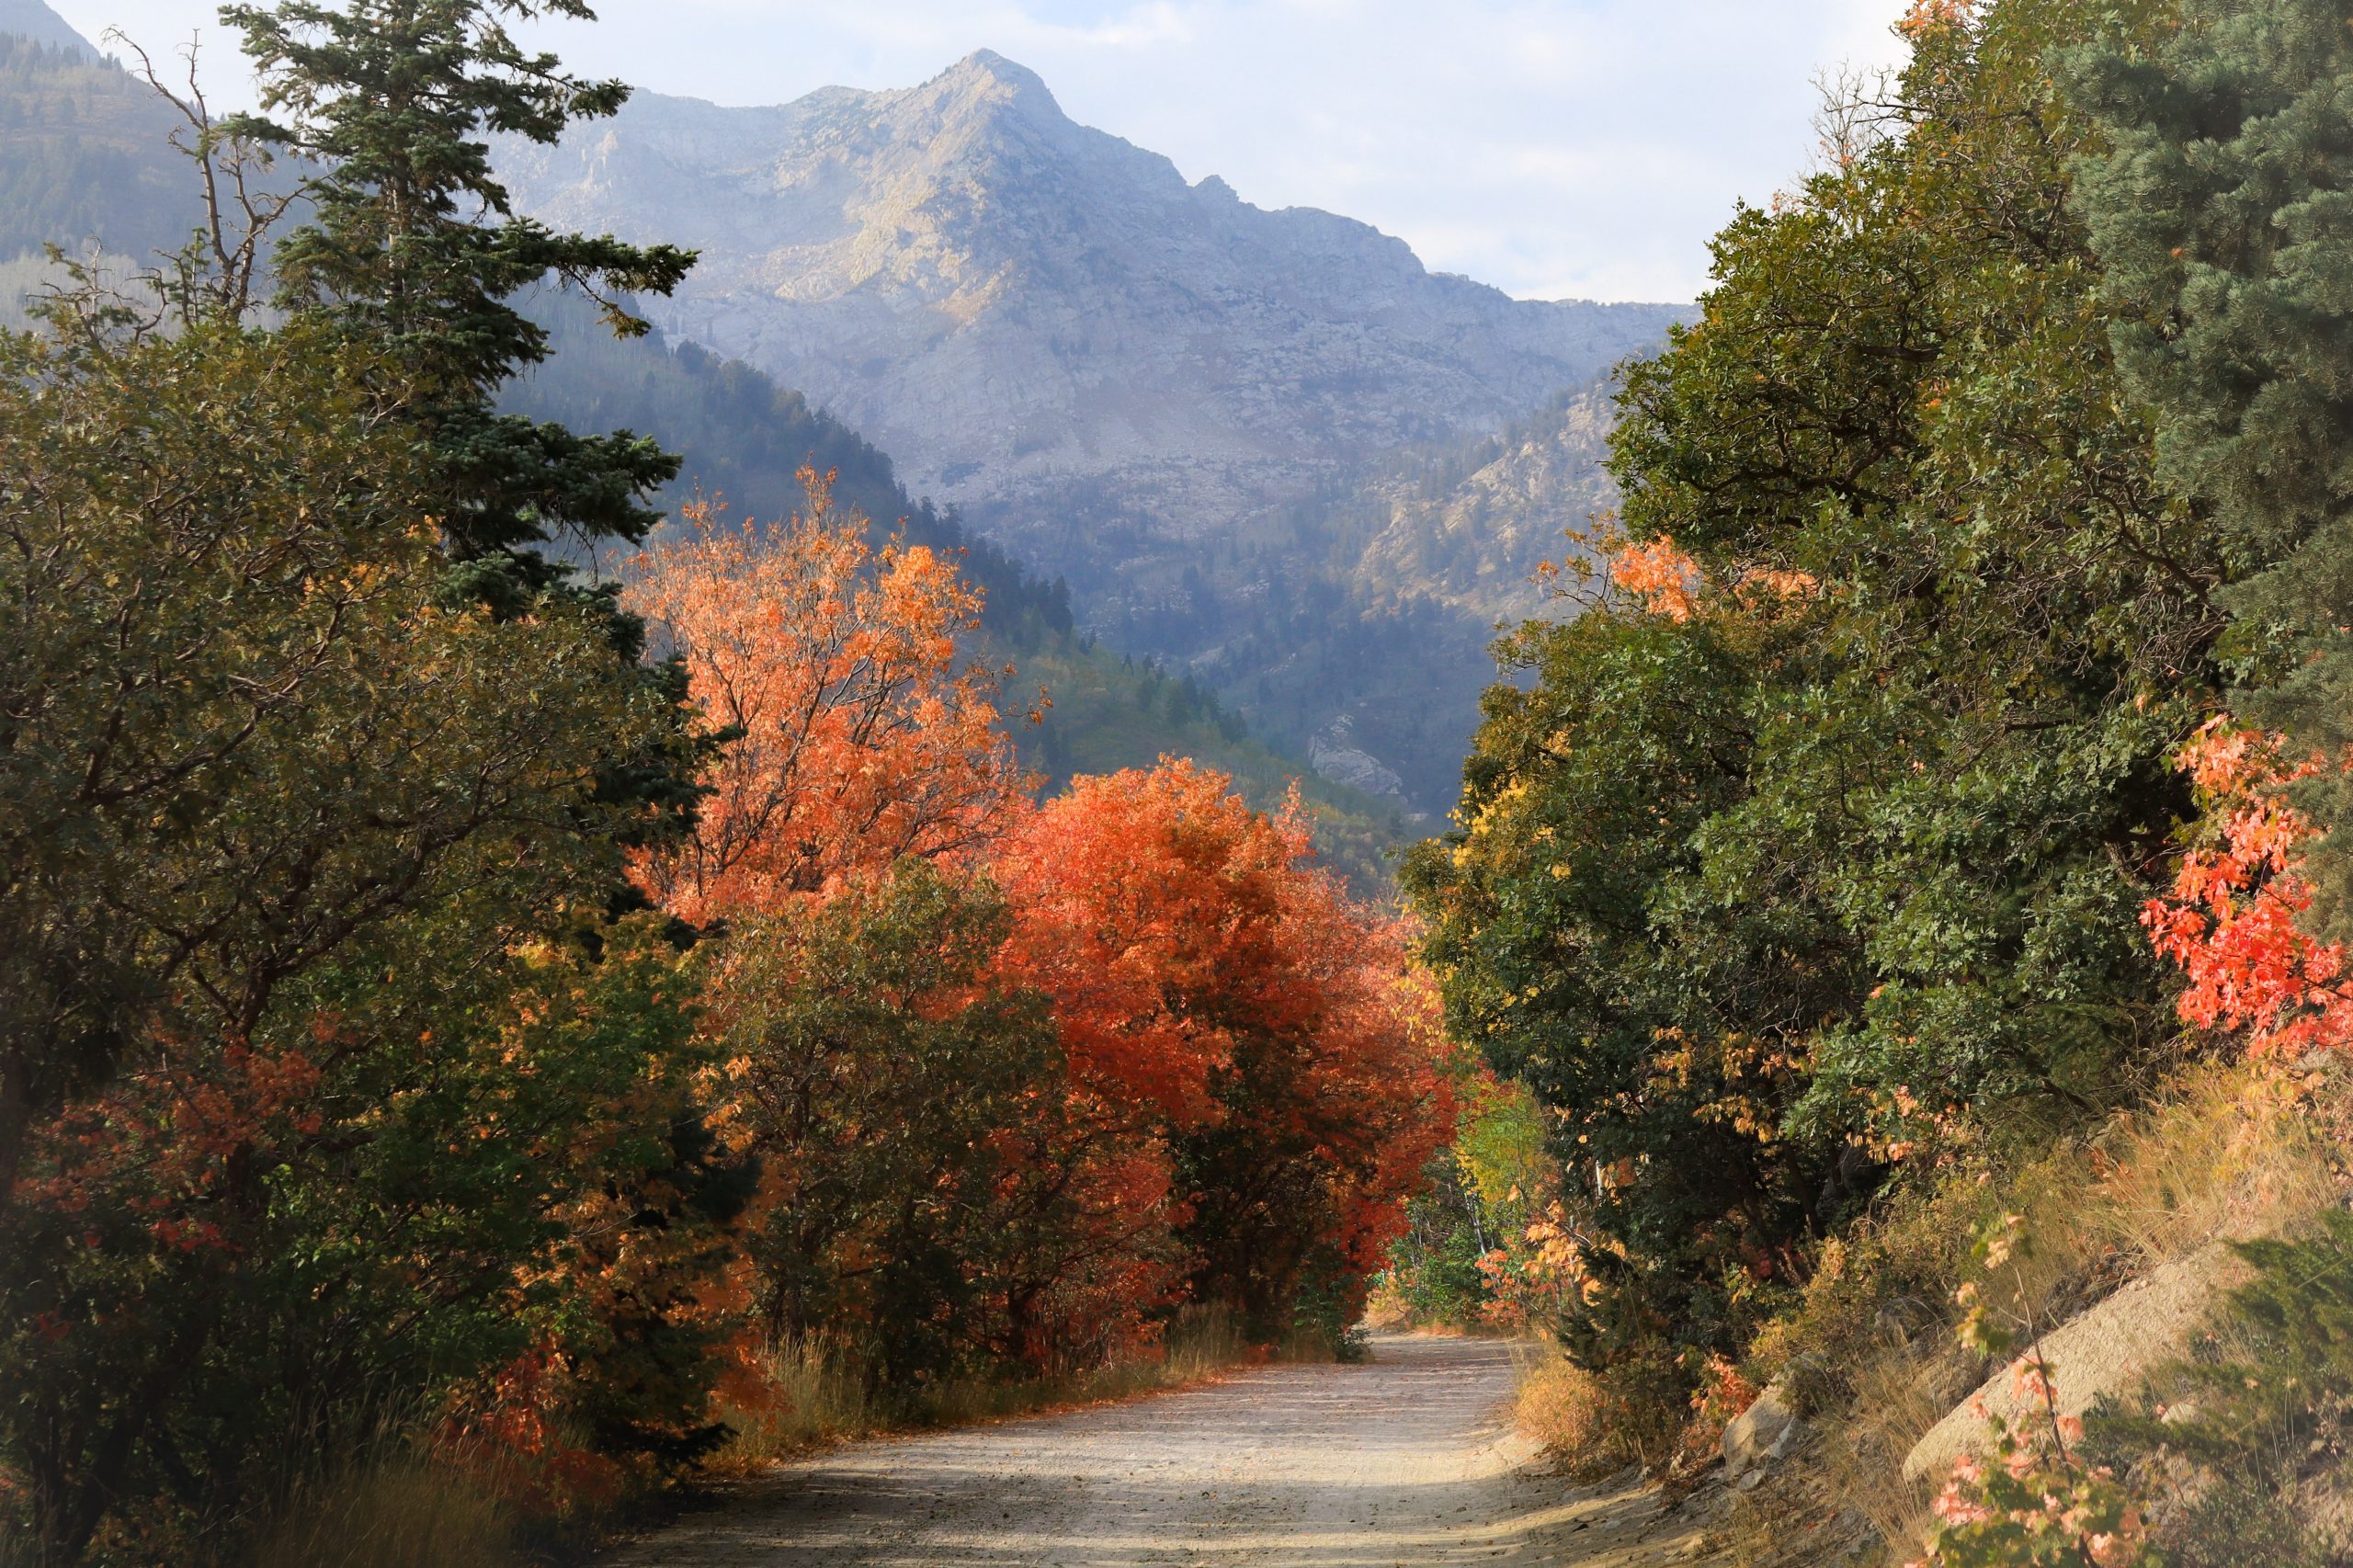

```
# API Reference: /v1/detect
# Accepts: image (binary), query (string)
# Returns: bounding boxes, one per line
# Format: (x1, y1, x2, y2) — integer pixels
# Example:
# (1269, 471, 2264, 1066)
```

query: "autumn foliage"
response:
(623, 471, 1030, 921)
(2143, 721, 2353, 1059)
(0, 6, 1455, 1560)
(996, 765, 1453, 1335)
(0, 320, 752, 1563)
(1607, 534, 1701, 622)
(0, 325, 1453, 1565)
(618, 483, 1454, 1389)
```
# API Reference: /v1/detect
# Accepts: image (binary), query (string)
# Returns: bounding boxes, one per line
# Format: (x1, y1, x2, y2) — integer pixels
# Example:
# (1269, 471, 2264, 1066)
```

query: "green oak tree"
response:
(0, 318, 744, 1565)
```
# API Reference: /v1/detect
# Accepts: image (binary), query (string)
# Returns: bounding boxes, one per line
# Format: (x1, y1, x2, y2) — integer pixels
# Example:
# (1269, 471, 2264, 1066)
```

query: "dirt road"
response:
(606, 1335, 1716, 1567)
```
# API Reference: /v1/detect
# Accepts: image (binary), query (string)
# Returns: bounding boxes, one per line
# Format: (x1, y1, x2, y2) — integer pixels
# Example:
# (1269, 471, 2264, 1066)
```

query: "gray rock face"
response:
(1903, 1243, 2246, 1484)
(1722, 1378, 1803, 1481)
(1343, 386, 1620, 623)
(494, 52, 1682, 622)
(1308, 717, 1407, 804)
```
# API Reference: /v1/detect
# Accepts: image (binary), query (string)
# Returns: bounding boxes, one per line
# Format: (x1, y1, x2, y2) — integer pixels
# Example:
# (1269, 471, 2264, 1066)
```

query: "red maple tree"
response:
(2143, 719, 2353, 1057)
(993, 761, 1454, 1327)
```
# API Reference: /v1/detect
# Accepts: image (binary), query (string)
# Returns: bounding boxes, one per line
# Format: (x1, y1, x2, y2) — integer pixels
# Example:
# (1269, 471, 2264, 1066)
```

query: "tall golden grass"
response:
(247, 1461, 520, 1568)
(1511, 1340, 1687, 1480)
(713, 1306, 1266, 1468)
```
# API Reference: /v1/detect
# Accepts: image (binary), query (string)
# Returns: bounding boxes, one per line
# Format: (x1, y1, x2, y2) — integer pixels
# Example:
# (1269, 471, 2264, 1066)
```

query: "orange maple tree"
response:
(2143, 720, 2353, 1057)
(622, 470, 1030, 923)
(622, 481, 1456, 1367)
(1609, 534, 1703, 622)
(991, 761, 1316, 1126)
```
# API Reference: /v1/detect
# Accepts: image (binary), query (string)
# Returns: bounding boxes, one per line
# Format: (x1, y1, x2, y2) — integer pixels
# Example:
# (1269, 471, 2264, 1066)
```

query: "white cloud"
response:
(48, 0, 1915, 301)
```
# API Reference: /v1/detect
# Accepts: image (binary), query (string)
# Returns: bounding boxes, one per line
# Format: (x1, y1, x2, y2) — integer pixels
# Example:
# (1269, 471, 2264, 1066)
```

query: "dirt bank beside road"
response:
(603, 1335, 1718, 1566)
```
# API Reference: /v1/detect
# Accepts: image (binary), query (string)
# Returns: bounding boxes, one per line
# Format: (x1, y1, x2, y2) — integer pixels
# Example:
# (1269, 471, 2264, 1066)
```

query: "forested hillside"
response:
(0, 28, 191, 263)
(0, 15, 1544, 888)
(1390, 2, 2353, 1563)
(491, 51, 1677, 631)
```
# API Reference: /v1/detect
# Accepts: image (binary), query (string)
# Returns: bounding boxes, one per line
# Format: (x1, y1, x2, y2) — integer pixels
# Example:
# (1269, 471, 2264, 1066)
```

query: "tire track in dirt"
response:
(602, 1335, 1717, 1567)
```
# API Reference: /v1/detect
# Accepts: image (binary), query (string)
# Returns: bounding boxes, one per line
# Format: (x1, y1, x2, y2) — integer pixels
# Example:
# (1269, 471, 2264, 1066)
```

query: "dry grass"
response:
(1807, 1312, 1956, 1555)
(1511, 1341, 1681, 1479)
(1739, 1060, 2350, 1563)
(714, 1308, 1262, 1468)
(924, 1308, 1266, 1425)
(717, 1332, 880, 1460)
(247, 1460, 520, 1568)
(2084, 1062, 2342, 1263)
(1514, 1345, 1613, 1474)
(1163, 1309, 1259, 1379)
(1271, 1323, 1347, 1365)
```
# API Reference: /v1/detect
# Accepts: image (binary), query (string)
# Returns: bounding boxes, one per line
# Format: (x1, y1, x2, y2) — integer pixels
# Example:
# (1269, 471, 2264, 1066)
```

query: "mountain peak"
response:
(926, 49, 1061, 118)
(493, 59, 1683, 676)
(943, 49, 1046, 91)
(0, 0, 99, 59)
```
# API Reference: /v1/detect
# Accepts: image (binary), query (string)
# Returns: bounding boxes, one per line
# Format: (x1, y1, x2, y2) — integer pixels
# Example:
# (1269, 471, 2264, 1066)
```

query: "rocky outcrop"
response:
(1902, 1244, 2247, 1484)
(1338, 385, 1620, 623)
(1722, 1379, 1804, 1482)
(1307, 717, 1407, 804)
(494, 52, 1682, 624)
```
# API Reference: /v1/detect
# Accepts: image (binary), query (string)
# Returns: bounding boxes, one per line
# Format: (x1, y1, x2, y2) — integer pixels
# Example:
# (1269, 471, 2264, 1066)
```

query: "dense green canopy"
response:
(1407, 0, 2223, 1373)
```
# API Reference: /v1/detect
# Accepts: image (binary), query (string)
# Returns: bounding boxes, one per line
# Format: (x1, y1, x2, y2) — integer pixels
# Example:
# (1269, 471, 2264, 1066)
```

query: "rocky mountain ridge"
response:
(494, 51, 1681, 645)
(0, 0, 1673, 820)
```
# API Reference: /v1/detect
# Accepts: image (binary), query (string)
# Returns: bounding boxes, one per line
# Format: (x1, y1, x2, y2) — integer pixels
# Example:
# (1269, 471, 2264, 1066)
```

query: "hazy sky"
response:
(47, 0, 1912, 302)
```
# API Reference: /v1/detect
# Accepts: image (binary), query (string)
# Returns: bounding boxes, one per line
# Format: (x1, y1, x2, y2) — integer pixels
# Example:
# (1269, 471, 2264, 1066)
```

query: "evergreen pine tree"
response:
(222, 0, 709, 864)
(222, 0, 697, 624)
(2067, 0, 2353, 935)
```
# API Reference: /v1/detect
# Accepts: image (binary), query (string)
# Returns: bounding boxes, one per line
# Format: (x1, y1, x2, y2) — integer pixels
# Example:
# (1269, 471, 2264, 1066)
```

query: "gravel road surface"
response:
(605, 1335, 1713, 1566)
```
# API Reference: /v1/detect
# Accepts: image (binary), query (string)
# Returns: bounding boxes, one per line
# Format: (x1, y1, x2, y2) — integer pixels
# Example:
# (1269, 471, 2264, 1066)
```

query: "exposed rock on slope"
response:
(494, 51, 1680, 633)
(1197, 385, 1621, 814)
(1336, 384, 1620, 622)
(1902, 1244, 2248, 1484)
(1308, 717, 1409, 810)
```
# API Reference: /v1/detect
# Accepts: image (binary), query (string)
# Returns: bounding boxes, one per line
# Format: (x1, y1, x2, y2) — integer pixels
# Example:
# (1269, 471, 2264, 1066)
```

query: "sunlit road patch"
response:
(601, 1336, 1712, 1567)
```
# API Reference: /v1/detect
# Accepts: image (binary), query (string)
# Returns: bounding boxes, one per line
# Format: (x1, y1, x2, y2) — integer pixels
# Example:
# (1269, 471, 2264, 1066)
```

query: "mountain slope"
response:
(1337, 384, 1618, 622)
(0, 4, 197, 264)
(0, 1, 1405, 878)
(506, 294, 1417, 883)
(492, 51, 1680, 647)
(0, 0, 92, 58)
(1198, 386, 1619, 814)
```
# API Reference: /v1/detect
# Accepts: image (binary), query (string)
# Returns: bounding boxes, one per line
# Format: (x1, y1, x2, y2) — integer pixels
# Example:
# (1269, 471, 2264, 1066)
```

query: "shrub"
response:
(1515, 1350, 1618, 1477)
(1514, 1343, 1688, 1478)
(1911, 1398, 2156, 1568)
(0, 319, 733, 1565)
